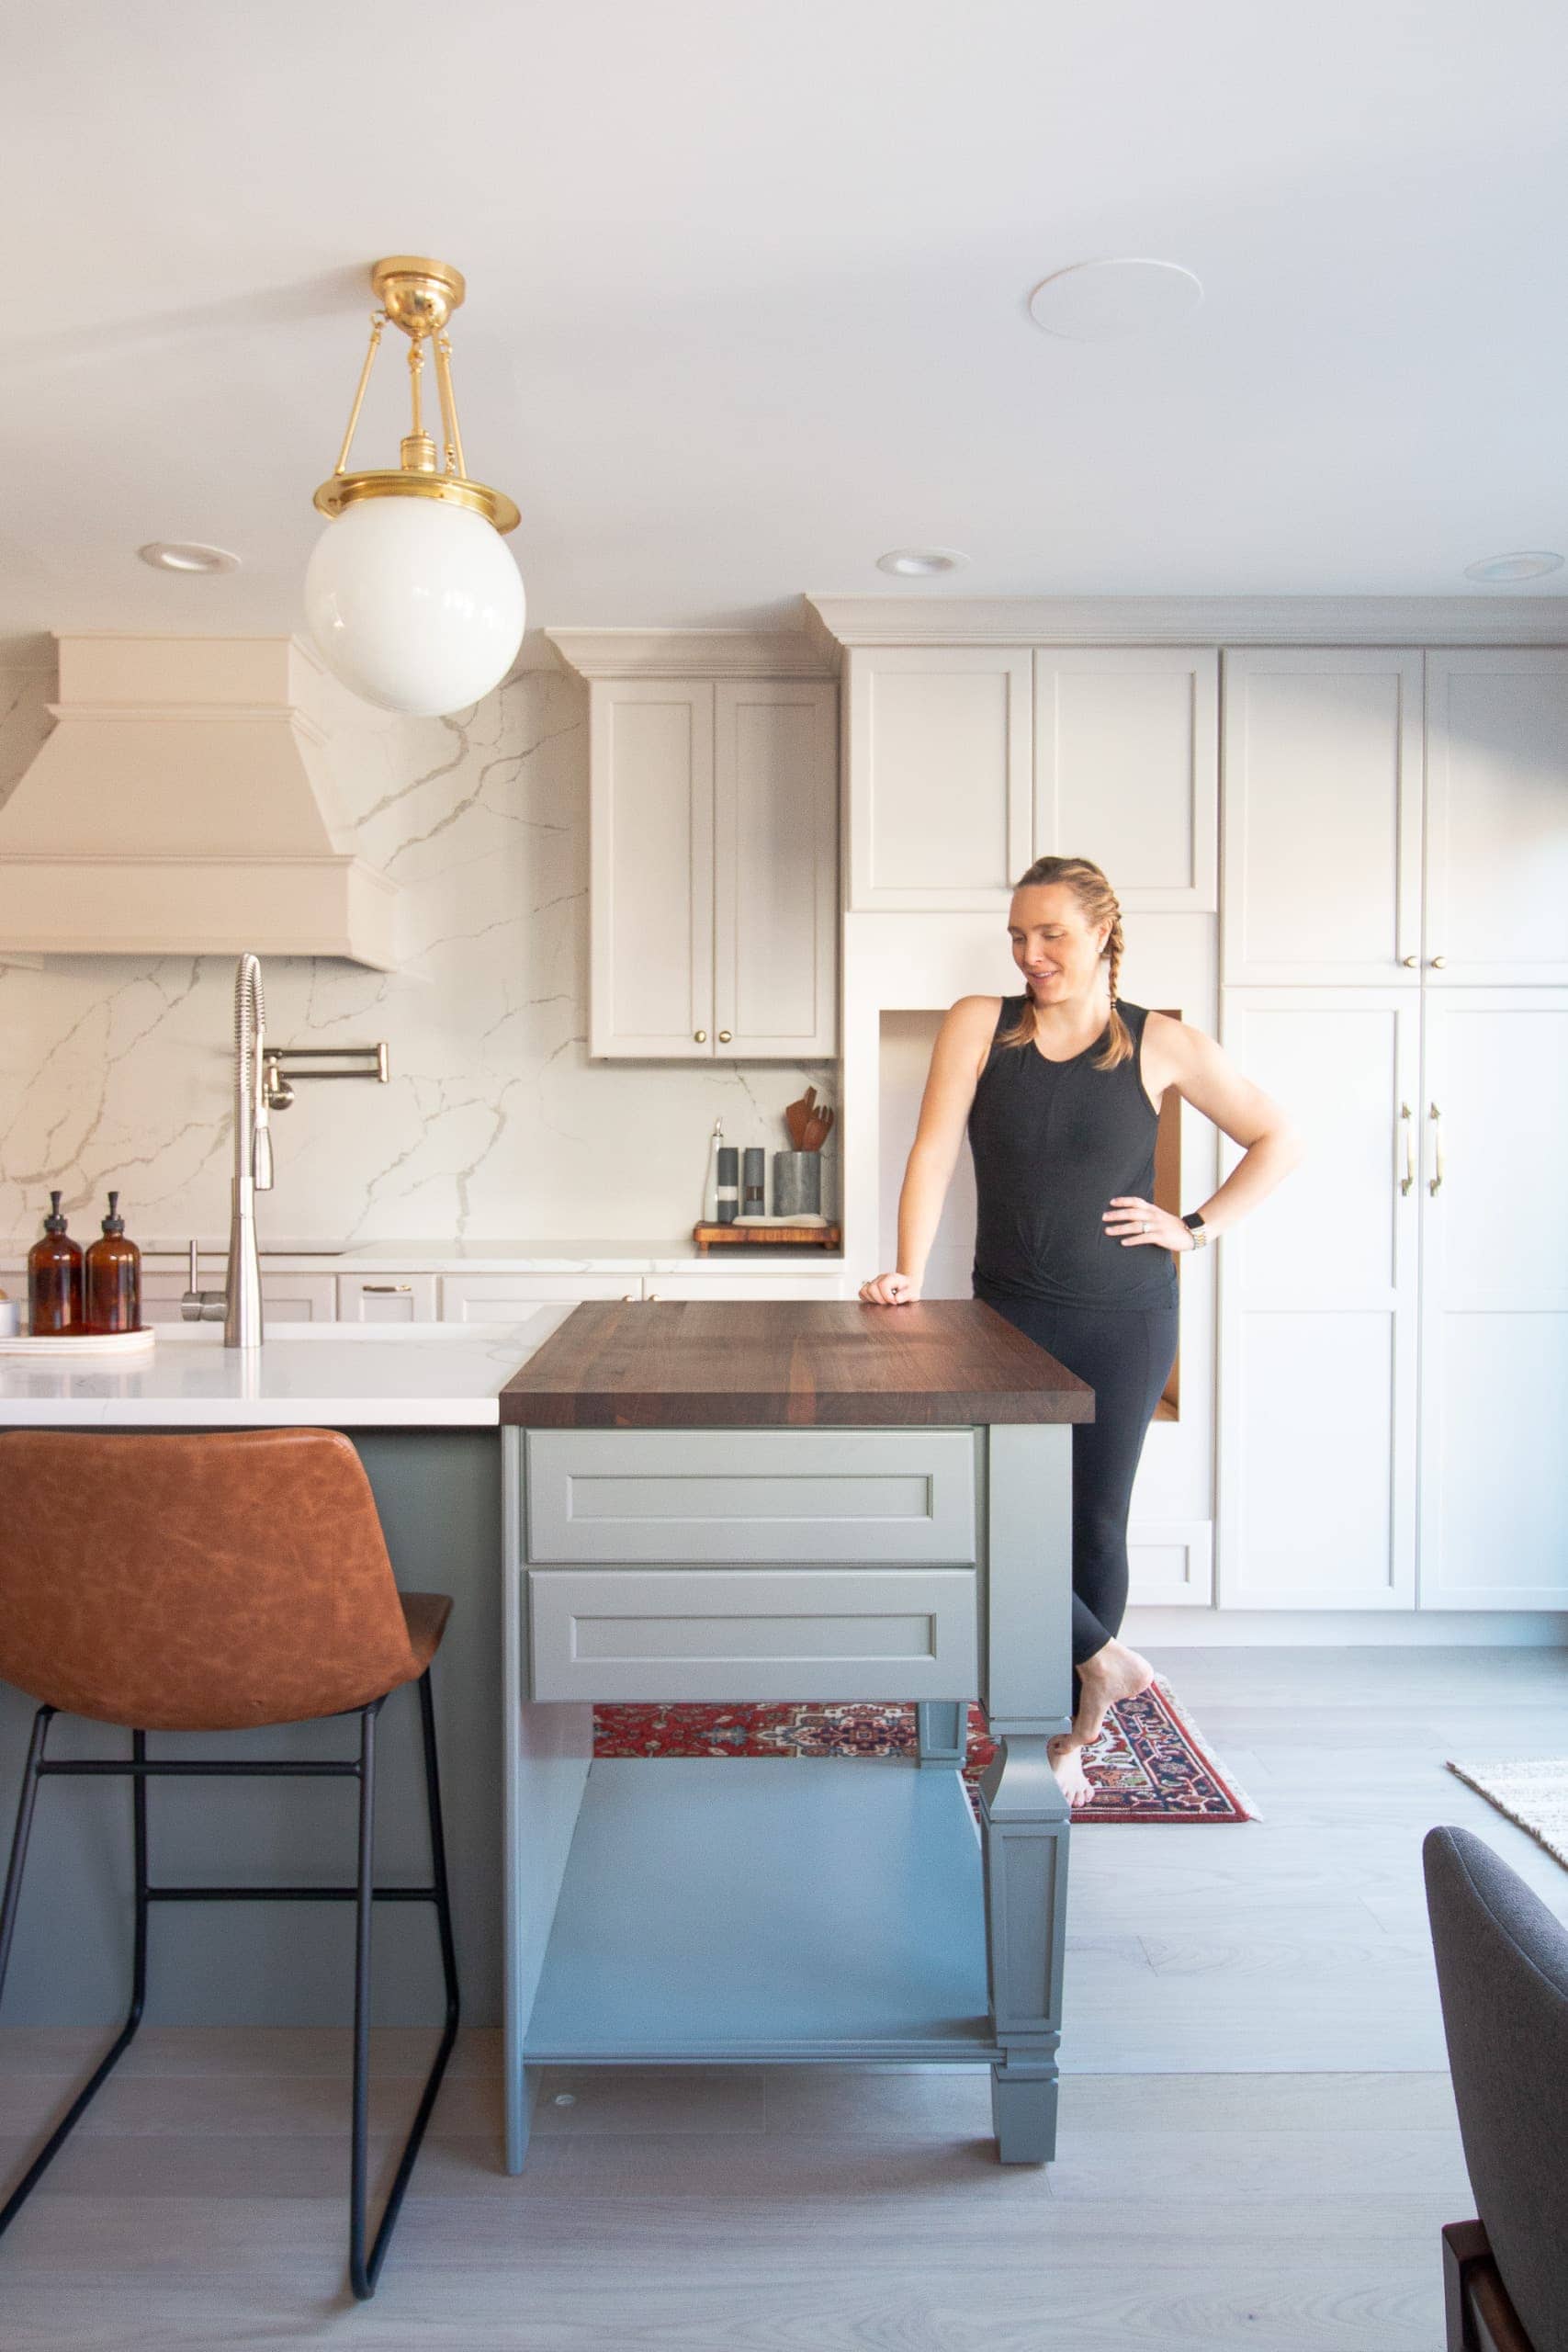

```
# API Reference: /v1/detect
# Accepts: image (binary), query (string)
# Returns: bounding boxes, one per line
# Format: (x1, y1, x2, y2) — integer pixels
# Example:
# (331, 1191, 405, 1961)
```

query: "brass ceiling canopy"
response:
(312, 254, 520, 535)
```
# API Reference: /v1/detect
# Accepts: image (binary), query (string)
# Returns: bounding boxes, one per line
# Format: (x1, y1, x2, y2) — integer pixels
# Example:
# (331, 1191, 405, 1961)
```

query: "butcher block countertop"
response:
(498, 1299, 1095, 1429)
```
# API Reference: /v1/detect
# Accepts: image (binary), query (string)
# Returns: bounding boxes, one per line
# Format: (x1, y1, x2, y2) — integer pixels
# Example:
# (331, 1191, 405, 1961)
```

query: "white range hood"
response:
(0, 634, 400, 968)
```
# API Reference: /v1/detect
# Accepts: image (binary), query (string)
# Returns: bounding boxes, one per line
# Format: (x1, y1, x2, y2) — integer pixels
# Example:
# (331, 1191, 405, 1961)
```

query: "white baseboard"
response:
(1123, 1607, 1568, 1647)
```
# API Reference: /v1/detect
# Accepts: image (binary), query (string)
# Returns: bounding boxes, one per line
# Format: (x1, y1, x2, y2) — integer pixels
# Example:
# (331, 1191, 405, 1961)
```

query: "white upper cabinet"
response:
(590, 676, 837, 1059)
(1423, 651, 1568, 986)
(846, 644, 1215, 912)
(1221, 649, 1425, 986)
(1033, 648, 1217, 910)
(847, 647, 1032, 910)
(712, 681, 838, 1057)
(591, 680, 715, 1057)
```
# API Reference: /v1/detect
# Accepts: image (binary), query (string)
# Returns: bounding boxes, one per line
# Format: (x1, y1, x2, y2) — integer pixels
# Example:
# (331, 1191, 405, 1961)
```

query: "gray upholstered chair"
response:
(1423, 1824, 1568, 2352)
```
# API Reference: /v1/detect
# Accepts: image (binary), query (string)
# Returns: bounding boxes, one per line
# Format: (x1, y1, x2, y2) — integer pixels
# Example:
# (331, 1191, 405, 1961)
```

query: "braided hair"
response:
(997, 854, 1133, 1070)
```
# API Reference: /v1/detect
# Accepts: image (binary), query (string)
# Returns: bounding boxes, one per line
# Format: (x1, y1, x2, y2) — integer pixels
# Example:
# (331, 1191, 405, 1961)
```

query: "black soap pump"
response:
(85, 1192, 142, 1334)
(28, 1191, 85, 1335)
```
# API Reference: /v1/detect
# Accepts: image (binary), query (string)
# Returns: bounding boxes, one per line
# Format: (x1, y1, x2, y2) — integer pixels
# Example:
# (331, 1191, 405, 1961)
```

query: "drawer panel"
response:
(525, 1567, 978, 1702)
(525, 1430, 976, 1565)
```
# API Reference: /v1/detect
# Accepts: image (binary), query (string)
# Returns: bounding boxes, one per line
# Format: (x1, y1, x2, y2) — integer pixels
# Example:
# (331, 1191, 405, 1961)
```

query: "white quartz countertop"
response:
(0, 1317, 565, 1429)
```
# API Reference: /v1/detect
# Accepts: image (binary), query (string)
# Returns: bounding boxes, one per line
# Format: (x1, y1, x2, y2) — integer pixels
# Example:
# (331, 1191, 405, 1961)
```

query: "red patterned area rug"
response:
(593, 1677, 1258, 1823)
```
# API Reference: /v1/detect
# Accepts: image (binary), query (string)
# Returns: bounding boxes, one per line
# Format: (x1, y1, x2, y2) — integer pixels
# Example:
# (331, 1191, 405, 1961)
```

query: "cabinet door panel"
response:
(848, 647, 1032, 909)
(1222, 650, 1423, 985)
(441, 1274, 641, 1321)
(1417, 990, 1568, 1606)
(1034, 648, 1216, 910)
(590, 681, 714, 1056)
(1216, 991, 1419, 1606)
(713, 681, 837, 1055)
(140, 1270, 337, 1324)
(1424, 652, 1568, 985)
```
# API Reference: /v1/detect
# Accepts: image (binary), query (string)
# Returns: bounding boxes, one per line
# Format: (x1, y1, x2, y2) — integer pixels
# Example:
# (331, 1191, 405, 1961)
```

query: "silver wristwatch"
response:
(1180, 1212, 1208, 1250)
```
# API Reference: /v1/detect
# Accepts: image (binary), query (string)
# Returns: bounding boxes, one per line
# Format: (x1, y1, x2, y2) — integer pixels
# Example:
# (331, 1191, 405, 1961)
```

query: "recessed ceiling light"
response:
(875, 548, 970, 578)
(1028, 258, 1203, 342)
(1462, 549, 1563, 583)
(137, 541, 242, 574)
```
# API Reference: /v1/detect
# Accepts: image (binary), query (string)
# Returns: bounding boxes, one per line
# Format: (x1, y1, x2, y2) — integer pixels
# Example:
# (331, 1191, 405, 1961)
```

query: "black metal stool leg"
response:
(0, 1717, 149, 2236)
(351, 1670, 462, 2300)
(348, 1699, 378, 2300)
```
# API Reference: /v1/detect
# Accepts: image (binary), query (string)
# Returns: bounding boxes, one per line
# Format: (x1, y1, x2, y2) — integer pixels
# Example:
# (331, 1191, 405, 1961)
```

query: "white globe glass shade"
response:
(305, 495, 525, 716)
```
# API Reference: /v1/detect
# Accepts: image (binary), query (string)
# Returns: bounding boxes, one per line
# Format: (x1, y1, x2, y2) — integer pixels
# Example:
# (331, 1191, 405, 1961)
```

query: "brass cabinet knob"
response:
(717, 1029, 733, 1044)
(1401, 956, 1418, 968)
(647, 1293, 660, 1302)
(622, 1292, 637, 1302)
(1430, 956, 1447, 969)
(694, 1029, 707, 1043)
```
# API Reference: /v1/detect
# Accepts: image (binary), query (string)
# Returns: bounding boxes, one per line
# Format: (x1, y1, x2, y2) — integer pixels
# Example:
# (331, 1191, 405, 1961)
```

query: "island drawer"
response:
(524, 1567, 978, 1702)
(523, 1430, 976, 1566)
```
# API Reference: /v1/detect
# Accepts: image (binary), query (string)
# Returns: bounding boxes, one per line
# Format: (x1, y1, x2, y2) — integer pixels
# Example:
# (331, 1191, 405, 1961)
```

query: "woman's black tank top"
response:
(967, 996, 1179, 1312)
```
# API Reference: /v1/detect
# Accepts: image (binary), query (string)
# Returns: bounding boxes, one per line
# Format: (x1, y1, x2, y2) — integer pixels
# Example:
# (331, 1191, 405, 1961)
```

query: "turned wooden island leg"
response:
(980, 1424, 1074, 2164)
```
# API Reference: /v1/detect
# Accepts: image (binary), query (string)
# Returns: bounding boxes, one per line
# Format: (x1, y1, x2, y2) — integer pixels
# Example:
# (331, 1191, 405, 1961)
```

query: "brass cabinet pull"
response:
(1401, 955, 1418, 969)
(717, 1030, 733, 1044)
(1430, 956, 1447, 970)
(1399, 1103, 1415, 1196)
(363, 1283, 412, 1294)
(694, 1029, 707, 1044)
(1428, 1102, 1444, 1196)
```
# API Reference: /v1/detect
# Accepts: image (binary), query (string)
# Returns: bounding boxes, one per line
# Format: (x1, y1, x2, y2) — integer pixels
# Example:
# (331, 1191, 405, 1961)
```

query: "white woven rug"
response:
(1445, 1757, 1568, 1871)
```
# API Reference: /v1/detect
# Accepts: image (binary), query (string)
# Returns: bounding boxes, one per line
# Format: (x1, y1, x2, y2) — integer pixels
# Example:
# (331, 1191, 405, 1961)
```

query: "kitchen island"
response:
(0, 1319, 559, 2034)
(500, 1299, 1092, 2166)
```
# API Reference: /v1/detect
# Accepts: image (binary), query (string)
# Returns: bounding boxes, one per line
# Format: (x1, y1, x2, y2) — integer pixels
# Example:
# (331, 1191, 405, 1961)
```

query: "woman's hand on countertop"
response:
(858, 1271, 922, 1306)
(1102, 1197, 1192, 1250)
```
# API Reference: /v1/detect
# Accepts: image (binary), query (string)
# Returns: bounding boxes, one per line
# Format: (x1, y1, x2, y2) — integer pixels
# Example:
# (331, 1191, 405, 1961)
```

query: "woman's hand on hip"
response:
(859, 1271, 921, 1306)
(1103, 1197, 1190, 1250)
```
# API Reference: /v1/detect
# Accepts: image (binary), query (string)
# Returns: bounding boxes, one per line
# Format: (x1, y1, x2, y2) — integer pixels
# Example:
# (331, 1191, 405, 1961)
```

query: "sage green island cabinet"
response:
(499, 1299, 1092, 2168)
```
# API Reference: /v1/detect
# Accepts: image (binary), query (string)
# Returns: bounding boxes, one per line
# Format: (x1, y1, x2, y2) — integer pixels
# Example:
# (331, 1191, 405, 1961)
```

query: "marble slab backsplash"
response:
(0, 656, 837, 1249)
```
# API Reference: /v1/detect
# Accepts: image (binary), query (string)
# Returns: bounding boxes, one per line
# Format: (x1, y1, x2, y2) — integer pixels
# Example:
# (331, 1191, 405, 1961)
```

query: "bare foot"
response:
(1048, 1734, 1096, 1811)
(1073, 1638, 1156, 1748)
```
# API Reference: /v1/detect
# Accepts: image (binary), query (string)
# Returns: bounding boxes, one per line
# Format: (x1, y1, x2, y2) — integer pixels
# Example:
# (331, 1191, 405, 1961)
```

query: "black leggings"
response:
(975, 1287, 1179, 1726)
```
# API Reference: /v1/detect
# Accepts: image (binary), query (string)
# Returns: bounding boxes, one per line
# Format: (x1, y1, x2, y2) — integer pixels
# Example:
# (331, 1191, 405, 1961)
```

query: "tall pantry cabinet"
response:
(1217, 647, 1568, 1610)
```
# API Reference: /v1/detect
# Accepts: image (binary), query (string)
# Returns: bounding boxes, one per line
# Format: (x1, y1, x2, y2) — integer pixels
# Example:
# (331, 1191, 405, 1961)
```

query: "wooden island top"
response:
(499, 1298, 1095, 1429)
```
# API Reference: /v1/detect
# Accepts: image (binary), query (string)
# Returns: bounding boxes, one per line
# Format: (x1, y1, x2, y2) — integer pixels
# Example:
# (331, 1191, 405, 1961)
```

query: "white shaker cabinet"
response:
(1416, 989, 1568, 1608)
(845, 644, 1216, 913)
(846, 647, 1032, 910)
(1032, 648, 1217, 910)
(1221, 649, 1425, 987)
(589, 677, 837, 1059)
(1423, 651, 1568, 986)
(1215, 989, 1422, 1609)
(590, 680, 715, 1058)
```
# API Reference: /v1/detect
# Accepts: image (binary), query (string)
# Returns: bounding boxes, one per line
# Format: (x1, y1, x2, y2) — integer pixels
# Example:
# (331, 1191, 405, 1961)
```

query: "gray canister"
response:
(772, 1149, 821, 1216)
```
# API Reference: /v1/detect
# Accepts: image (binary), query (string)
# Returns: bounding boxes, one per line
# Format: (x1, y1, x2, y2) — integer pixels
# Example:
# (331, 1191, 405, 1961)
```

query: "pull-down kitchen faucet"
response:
(183, 956, 391, 1347)
(184, 954, 275, 1349)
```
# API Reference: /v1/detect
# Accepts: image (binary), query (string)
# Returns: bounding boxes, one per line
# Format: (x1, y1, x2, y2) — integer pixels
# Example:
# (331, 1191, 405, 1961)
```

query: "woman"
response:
(859, 855, 1302, 1809)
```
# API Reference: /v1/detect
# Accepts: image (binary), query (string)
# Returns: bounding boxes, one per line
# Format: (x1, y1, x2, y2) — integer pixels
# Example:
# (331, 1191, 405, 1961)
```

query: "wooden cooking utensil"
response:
(784, 1086, 817, 1151)
(801, 1103, 835, 1150)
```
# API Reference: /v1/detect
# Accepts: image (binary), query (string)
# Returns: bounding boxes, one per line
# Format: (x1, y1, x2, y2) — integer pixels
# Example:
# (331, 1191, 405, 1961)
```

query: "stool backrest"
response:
(1423, 1823, 1568, 2352)
(0, 1429, 426, 1732)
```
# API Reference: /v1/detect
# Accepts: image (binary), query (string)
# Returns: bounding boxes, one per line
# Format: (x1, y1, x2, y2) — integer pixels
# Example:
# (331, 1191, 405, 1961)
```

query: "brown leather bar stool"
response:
(0, 1427, 459, 2301)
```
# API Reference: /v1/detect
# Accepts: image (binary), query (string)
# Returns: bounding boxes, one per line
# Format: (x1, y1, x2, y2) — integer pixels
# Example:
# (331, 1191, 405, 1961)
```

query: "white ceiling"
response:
(5, 0, 1566, 654)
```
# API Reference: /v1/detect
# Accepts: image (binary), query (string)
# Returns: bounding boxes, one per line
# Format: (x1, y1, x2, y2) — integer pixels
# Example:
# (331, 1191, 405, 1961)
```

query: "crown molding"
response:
(804, 594, 1568, 649)
(546, 628, 835, 681)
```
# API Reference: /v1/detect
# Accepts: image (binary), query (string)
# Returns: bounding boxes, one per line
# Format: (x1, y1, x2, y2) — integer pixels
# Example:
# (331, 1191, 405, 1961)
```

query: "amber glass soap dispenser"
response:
(85, 1192, 141, 1334)
(28, 1191, 85, 1335)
